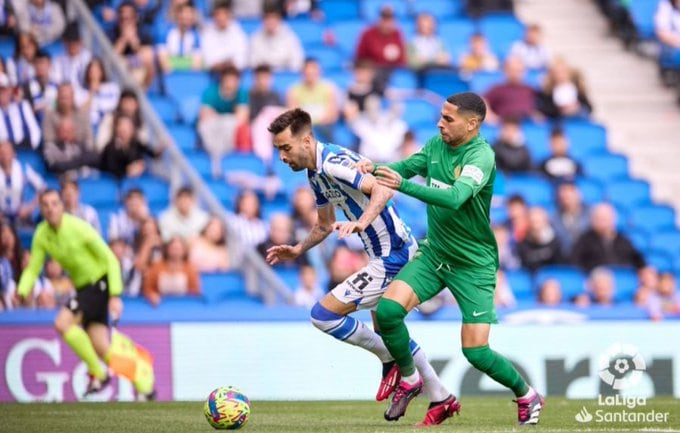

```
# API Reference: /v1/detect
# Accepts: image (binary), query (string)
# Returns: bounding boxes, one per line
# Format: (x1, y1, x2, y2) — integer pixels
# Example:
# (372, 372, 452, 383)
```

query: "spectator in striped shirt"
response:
(21, 50, 58, 123)
(14, 0, 65, 47)
(228, 190, 267, 248)
(0, 140, 45, 225)
(0, 73, 41, 150)
(53, 27, 92, 87)
(60, 178, 101, 234)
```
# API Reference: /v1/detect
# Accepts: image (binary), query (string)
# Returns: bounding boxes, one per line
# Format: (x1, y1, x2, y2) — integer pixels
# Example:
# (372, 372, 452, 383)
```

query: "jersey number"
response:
(351, 272, 373, 292)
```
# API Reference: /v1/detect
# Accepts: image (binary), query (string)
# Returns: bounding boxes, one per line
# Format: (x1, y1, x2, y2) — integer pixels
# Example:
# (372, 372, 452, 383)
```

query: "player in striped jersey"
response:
(266, 109, 460, 426)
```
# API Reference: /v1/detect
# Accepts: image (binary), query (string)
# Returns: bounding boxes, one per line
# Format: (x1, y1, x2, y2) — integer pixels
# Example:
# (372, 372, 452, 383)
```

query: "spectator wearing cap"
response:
(571, 203, 645, 272)
(249, 5, 304, 72)
(14, 0, 65, 46)
(159, 186, 210, 242)
(539, 128, 581, 182)
(355, 4, 407, 92)
(509, 24, 551, 70)
(53, 27, 92, 86)
(200, 1, 248, 72)
(0, 73, 41, 150)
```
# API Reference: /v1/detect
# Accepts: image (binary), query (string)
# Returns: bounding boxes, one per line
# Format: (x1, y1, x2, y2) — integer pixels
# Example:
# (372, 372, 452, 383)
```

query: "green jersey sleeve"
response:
(17, 224, 48, 298)
(382, 140, 430, 179)
(453, 147, 495, 197)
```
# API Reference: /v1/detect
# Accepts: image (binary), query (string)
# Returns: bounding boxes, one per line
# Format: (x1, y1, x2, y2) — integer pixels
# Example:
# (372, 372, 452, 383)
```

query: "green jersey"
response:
(386, 134, 499, 268)
(18, 214, 122, 297)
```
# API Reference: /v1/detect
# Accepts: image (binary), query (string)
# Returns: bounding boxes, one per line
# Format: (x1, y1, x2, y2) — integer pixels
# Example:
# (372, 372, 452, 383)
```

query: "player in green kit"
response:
(358, 92, 544, 425)
(17, 189, 155, 400)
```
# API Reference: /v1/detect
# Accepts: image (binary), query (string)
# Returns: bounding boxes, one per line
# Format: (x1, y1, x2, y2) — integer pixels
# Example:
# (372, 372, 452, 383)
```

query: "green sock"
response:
(63, 326, 107, 380)
(462, 345, 529, 397)
(375, 298, 416, 376)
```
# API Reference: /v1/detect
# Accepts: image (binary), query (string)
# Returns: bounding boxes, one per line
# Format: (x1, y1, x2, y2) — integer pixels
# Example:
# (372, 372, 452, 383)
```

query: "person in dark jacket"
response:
(99, 113, 160, 178)
(493, 117, 532, 172)
(518, 207, 563, 271)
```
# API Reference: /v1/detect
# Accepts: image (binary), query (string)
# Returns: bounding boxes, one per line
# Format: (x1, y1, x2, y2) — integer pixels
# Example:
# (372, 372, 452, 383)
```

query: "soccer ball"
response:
(204, 386, 251, 430)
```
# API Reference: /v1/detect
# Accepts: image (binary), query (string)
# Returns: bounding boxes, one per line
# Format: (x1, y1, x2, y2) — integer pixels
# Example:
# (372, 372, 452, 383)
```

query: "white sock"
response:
(519, 387, 536, 400)
(414, 348, 451, 402)
(402, 370, 421, 385)
(342, 320, 394, 363)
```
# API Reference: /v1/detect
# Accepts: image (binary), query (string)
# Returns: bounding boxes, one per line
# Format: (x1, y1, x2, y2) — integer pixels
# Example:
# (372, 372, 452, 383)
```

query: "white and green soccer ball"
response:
(204, 386, 251, 430)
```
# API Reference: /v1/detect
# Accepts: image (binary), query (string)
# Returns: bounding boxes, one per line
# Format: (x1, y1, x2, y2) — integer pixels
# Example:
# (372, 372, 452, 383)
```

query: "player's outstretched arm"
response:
(16, 229, 47, 301)
(335, 173, 393, 239)
(266, 205, 335, 264)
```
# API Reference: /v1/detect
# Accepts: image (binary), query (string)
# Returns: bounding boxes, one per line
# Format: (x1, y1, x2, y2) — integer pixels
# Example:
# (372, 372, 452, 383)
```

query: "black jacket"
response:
(571, 229, 645, 271)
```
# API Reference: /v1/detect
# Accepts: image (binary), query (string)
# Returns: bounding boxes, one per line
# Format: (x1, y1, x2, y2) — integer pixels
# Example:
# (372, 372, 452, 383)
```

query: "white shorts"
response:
(330, 237, 418, 310)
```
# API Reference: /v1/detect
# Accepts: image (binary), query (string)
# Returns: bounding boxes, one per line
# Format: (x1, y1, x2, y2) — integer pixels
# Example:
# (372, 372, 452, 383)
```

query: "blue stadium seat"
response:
(361, 0, 409, 21)
(606, 178, 651, 210)
(563, 121, 607, 161)
(239, 18, 261, 35)
(477, 13, 525, 59)
(490, 206, 508, 225)
(627, 228, 650, 251)
(288, 19, 325, 46)
(628, 0, 658, 41)
(534, 265, 586, 301)
(480, 123, 499, 143)
(16, 150, 46, 173)
(78, 177, 120, 207)
(628, 205, 676, 233)
(275, 267, 301, 289)
(205, 180, 239, 209)
(333, 122, 358, 148)
(201, 271, 248, 303)
(522, 122, 551, 164)
(164, 71, 212, 123)
(148, 94, 179, 124)
(167, 124, 197, 152)
(121, 177, 170, 207)
(402, 99, 439, 127)
(649, 230, 680, 258)
(0, 38, 14, 58)
(325, 69, 352, 89)
(388, 68, 418, 89)
(504, 269, 533, 301)
(504, 174, 553, 207)
(467, 70, 505, 94)
(305, 45, 345, 71)
(320, 0, 361, 22)
(272, 158, 309, 195)
(330, 20, 365, 55)
(574, 177, 605, 205)
(262, 196, 293, 221)
(610, 266, 638, 303)
(222, 153, 267, 176)
(185, 151, 212, 178)
(439, 18, 476, 58)
(582, 153, 629, 182)
(412, 0, 464, 18)
(272, 71, 301, 96)
(422, 69, 469, 97)
(643, 249, 674, 272)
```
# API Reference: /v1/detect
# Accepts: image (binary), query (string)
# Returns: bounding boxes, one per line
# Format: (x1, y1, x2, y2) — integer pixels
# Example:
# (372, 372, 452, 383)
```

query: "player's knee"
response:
(310, 302, 343, 332)
(375, 298, 407, 332)
(54, 314, 72, 335)
(462, 345, 494, 372)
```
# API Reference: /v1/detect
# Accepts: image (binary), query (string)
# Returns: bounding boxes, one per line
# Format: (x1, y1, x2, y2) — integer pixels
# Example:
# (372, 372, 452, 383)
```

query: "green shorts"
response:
(394, 243, 498, 324)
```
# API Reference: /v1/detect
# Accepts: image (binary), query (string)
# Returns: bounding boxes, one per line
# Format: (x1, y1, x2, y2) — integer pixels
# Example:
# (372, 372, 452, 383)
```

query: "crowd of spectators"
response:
(0, 0, 679, 321)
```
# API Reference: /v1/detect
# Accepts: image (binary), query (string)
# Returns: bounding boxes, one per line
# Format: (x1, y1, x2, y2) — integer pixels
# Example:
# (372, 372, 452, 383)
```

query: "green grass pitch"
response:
(1, 397, 678, 433)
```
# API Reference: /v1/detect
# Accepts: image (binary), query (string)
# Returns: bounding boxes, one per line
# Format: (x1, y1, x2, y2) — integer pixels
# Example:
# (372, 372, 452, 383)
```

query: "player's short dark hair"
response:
(39, 188, 61, 202)
(268, 108, 312, 136)
(446, 92, 486, 122)
(176, 186, 195, 198)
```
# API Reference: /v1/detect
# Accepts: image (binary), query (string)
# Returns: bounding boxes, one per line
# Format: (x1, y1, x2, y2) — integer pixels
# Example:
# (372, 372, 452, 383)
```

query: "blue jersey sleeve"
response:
(322, 154, 365, 190)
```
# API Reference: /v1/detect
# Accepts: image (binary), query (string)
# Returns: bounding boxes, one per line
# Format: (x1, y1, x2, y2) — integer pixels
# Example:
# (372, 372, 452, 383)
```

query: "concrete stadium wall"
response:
(1, 322, 678, 402)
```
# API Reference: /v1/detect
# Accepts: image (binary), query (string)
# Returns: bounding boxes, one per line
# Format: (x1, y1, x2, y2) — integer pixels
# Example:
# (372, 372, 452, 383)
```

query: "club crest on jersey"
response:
(454, 165, 461, 179)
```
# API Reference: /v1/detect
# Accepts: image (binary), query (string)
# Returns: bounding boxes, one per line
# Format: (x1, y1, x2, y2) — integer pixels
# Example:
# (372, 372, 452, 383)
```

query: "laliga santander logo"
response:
(598, 343, 646, 390)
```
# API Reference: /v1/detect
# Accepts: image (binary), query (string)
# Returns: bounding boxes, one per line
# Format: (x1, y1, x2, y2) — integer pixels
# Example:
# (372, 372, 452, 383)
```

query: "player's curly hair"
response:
(446, 92, 487, 122)
(267, 108, 312, 136)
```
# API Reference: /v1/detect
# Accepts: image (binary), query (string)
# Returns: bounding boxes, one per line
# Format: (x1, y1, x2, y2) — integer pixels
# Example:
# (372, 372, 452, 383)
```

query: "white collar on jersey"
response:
(314, 140, 324, 172)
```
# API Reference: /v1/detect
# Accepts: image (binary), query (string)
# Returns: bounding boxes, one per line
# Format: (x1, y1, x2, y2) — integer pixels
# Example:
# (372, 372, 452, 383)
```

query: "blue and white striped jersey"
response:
(307, 141, 411, 259)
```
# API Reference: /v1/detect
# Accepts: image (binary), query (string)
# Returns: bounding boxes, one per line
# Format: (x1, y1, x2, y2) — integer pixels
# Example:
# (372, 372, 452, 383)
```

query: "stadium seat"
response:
(649, 230, 680, 258)
(522, 122, 551, 164)
(305, 45, 345, 71)
(626, 228, 650, 251)
(439, 18, 477, 59)
(609, 266, 638, 303)
(468, 70, 505, 94)
(643, 249, 674, 272)
(606, 178, 651, 210)
(563, 121, 608, 161)
(325, 69, 352, 89)
(320, 0, 361, 22)
(288, 19, 325, 46)
(239, 18, 261, 35)
(388, 68, 418, 89)
(582, 153, 629, 182)
(402, 99, 439, 127)
(628, 205, 677, 233)
(329, 20, 365, 55)
(200, 272, 248, 303)
(361, 0, 409, 21)
(333, 122, 357, 148)
(167, 124, 197, 152)
(148, 94, 179, 124)
(78, 177, 120, 207)
(421, 69, 470, 97)
(574, 177, 605, 205)
(262, 196, 293, 221)
(222, 153, 267, 177)
(121, 177, 170, 207)
(274, 267, 301, 290)
(478, 13, 525, 59)
(504, 269, 533, 301)
(503, 174, 553, 207)
(186, 151, 212, 178)
(0, 38, 13, 58)
(490, 206, 508, 225)
(272, 71, 301, 96)
(480, 123, 499, 143)
(628, 0, 658, 41)
(204, 180, 239, 209)
(534, 265, 587, 301)
(16, 150, 46, 173)
(411, 0, 464, 18)
(164, 71, 212, 123)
